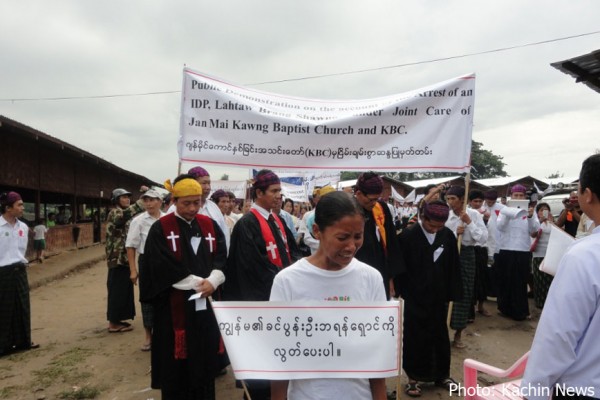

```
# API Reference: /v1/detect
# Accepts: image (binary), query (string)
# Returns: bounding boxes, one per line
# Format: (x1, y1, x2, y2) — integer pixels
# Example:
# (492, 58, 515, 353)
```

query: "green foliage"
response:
(59, 385, 101, 399)
(470, 140, 507, 179)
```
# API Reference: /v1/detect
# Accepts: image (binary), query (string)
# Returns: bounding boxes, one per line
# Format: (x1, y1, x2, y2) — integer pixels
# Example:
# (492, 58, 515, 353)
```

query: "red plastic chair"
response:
(463, 352, 529, 400)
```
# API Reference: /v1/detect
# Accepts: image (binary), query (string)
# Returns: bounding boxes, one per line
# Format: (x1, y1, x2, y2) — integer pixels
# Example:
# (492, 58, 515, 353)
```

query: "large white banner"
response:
(210, 180, 248, 199)
(179, 68, 475, 172)
(212, 301, 402, 380)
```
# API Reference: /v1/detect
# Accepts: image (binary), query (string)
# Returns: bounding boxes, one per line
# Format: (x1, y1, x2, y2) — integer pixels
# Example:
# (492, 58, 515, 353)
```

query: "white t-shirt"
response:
(33, 224, 48, 240)
(270, 257, 386, 400)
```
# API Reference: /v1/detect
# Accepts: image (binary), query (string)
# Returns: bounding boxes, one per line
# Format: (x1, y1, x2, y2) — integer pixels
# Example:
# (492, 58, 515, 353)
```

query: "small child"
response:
(33, 218, 49, 262)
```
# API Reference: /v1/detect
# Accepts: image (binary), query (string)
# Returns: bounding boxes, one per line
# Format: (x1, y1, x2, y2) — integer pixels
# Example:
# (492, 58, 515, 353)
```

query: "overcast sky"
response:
(2, 1, 598, 185)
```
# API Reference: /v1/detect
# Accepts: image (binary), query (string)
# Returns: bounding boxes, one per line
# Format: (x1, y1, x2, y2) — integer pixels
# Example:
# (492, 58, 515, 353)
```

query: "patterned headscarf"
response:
(511, 184, 527, 194)
(188, 166, 210, 178)
(253, 171, 280, 192)
(0, 191, 22, 210)
(423, 201, 450, 222)
(356, 172, 383, 195)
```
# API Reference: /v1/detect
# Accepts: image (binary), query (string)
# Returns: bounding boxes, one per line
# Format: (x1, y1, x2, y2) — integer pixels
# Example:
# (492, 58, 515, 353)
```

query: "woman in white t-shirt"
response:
(270, 191, 387, 400)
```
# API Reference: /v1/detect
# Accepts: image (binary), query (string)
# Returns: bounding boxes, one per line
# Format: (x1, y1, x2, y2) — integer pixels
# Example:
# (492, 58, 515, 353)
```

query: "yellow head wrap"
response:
(164, 178, 202, 198)
(319, 185, 336, 196)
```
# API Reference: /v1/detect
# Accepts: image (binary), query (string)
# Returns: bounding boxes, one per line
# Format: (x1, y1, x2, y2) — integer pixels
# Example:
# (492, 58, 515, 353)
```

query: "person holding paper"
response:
(522, 154, 600, 399)
(396, 200, 462, 397)
(495, 184, 540, 321)
(270, 191, 388, 400)
(530, 202, 554, 309)
(140, 175, 227, 400)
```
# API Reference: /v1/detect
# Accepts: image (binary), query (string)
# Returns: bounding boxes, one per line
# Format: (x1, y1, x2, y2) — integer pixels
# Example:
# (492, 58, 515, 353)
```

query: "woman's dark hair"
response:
(315, 191, 364, 231)
(535, 202, 551, 213)
(284, 198, 294, 210)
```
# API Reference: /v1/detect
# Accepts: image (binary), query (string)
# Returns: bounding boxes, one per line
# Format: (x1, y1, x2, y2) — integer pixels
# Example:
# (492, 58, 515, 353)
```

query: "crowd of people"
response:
(1, 154, 599, 400)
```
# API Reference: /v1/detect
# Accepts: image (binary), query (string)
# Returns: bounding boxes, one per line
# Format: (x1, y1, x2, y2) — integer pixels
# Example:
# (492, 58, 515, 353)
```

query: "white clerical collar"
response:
(174, 211, 193, 225)
(418, 221, 436, 245)
(251, 203, 271, 220)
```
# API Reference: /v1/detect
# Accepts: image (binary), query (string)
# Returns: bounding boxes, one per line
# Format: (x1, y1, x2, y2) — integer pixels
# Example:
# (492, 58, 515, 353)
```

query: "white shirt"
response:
(497, 207, 540, 252)
(531, 221, 552, 258)
(270, 257, 386, 400)
(521, 226, 600, 399)
(483, 202, 504, 256)
(125, 211, 165, 254)
(445, 208, 488, 246)
(0, 216, 29, 266)
(33, 224, 48, 240)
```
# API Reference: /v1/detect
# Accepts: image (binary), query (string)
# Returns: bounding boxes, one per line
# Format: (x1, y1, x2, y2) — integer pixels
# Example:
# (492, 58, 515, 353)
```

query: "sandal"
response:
(435, 377, 459, 391)
(405, 381, 422, 397)
(477, 309, 492, 317)
(452, 340, 466, 349)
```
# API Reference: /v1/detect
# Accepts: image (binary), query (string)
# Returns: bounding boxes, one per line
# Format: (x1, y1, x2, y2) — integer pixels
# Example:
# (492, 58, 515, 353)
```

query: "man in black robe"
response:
(225, 169, 300, 400)
(140, 174, 227, 400)
(396, 200, 462, 396)
(354, 172, 405, 299)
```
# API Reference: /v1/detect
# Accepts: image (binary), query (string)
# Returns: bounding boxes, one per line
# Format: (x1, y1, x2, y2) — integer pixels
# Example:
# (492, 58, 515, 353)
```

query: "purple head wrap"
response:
(253, 170, 280, 191)
(356, 172, 383, 195)
(210, 189, 228, 203)
(1, 191, 22, 211)
(188, 166, 210, 178)
(423, 201, 450, 222)
(511, 184, 527, 194)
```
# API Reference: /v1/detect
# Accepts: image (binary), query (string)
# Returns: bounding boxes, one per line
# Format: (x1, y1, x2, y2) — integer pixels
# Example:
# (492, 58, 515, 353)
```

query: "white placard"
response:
(179, 68, 475, 172)
(540, 224, 575, 276)
(211, 301, 402, 380)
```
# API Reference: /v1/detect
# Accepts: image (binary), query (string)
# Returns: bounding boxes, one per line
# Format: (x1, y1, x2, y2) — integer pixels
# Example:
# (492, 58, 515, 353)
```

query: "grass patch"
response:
(0, 385, 23, 399)
(58, 385, 101, 399)
(31, 347, 96, 387)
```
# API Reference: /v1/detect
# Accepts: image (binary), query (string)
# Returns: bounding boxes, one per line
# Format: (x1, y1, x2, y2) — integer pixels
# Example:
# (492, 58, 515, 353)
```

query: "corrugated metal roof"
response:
(551, 49, 600, 94)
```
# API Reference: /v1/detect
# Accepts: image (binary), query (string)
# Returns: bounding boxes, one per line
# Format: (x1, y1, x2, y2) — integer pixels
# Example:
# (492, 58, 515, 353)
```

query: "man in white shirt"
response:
(445, 186, 488, 348)
(125, 189, 165, 351)
(495, 184, 539, 321)
(522, 154, 600, 400)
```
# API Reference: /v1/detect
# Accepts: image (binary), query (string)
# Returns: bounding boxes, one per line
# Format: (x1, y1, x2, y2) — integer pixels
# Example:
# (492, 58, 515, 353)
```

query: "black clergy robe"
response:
(396, 223, 462, 382)
(355, 200, 405, 299)
(140, 214, 227, 393)
(224, 210, 301, 301)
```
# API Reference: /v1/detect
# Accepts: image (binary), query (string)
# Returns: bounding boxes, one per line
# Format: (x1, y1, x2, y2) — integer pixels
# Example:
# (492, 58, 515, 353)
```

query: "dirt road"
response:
(0, 258, 538, 400)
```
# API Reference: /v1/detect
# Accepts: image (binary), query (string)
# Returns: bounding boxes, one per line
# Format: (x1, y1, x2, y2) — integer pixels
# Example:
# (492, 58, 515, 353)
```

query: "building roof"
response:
(551, 49, 600, 94)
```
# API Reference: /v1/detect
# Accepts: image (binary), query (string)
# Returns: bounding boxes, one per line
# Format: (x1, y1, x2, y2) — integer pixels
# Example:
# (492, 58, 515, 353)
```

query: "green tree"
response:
(470, 140, 507, 179)
(220, 174, 229, 181)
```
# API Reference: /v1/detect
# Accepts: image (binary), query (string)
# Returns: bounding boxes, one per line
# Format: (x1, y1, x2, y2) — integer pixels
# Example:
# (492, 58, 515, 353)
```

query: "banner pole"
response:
(241, 381, 253, 400)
